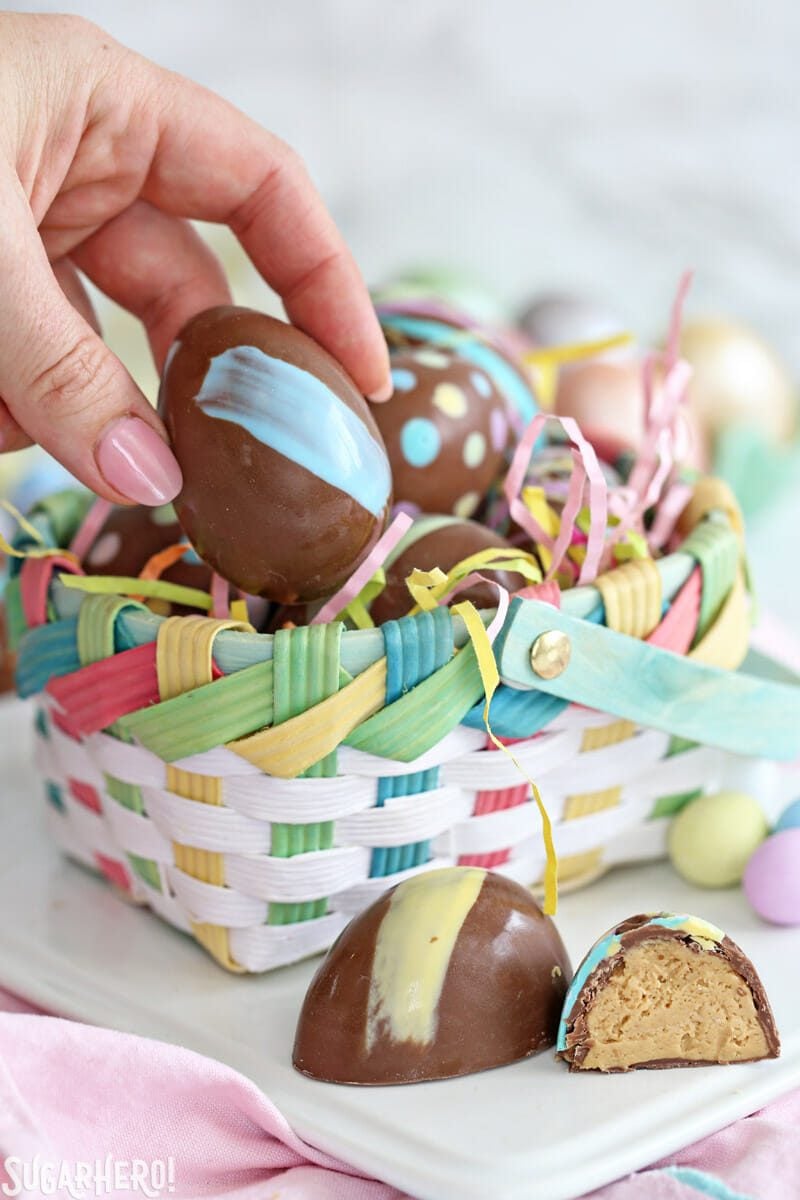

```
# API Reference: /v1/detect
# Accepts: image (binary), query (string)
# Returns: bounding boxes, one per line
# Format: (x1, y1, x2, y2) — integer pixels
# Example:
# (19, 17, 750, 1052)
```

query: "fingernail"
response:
(96, 417, 182, 505)
(368, 379, 394, 403)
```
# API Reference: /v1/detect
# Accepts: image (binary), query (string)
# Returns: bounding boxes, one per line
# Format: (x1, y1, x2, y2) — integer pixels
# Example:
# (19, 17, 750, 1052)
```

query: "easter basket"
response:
(5, 469, 800, 975)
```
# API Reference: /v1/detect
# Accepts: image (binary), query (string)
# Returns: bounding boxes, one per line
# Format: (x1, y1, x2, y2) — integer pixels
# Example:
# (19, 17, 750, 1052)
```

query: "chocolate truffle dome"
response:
(159, 306, 392, 602)
(293, 867, 572, 1085)
(557, 912, 780, 1072)
(369, 515, 528, 625)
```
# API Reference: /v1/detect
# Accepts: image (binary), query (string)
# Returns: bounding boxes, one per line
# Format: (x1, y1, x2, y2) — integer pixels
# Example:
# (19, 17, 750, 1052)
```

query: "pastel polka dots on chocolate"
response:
(372, 346, 509, 516)
(401, 417, 442, 468)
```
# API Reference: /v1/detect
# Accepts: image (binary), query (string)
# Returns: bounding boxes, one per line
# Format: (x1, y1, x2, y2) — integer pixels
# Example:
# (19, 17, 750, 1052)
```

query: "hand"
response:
(0, 13, 391, 504)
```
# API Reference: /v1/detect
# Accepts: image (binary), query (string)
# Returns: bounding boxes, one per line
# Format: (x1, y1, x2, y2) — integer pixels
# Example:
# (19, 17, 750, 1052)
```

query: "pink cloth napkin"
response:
(0, 988, 795, 1200)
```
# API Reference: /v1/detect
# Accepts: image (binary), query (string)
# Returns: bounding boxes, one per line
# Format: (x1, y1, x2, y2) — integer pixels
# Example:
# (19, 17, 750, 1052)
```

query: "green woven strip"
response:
(680, 519, 740, 643)
(345, 642, 483, 760)
(4, 578, 26, 649)
(77, 595, 148, 667)
(650, 788, 702, 819)
(269, 623, 342, 925)
(118, 660, 274, 761)
(105, 724, 163, 893)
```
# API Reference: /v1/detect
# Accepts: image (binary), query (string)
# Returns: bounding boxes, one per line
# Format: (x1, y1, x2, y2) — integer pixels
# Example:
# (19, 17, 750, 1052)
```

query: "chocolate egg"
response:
(681, 319, 797, 445)
(379, 306, 538, 429)
(557, 912, 780, 1071)
(372, 347, 509, 520)
(159, 307, 392, 602)
(293, 867, 572, 1084)
(370, 515, 528, 624)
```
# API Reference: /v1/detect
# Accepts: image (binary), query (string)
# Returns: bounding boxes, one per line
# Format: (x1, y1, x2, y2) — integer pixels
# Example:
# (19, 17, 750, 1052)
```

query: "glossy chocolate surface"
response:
(371, 347, 509, 520)
(159, 307, 391, 602)
(293, 868, 572, 1085)
(369, 517, 526, 624)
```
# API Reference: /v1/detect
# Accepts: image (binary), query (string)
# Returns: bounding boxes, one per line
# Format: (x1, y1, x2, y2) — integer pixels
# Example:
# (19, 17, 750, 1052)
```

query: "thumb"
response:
(0, 173, 182, 505)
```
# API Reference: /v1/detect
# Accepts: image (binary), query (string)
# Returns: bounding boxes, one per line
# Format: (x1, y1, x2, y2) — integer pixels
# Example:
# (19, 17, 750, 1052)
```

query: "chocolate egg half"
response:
(159, 307, 392, 602)
(370, 515, 527, 624)
(293, 867, 572, 1085)
(373, 347, 509, 520)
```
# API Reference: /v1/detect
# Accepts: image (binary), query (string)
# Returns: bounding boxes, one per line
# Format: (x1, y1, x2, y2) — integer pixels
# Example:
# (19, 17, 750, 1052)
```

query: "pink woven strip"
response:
(458, 735, 530, 868)
(47, 642, 160, 736)
(20, 555, 84, 628)
(646, 566, 702, 654)
(94, 854, 132, 894)
(68, 778, 103, 814)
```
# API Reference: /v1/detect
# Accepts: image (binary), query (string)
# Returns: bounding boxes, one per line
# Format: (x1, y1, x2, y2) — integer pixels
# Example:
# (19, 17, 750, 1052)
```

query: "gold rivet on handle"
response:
(530, 630, 571, 679)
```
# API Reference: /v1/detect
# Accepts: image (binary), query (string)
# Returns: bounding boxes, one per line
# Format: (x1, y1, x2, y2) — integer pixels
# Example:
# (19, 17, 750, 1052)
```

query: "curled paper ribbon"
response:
(311, 512, 414, 626)
(504, 413, 609, 586)
(68, 497, 113, 561)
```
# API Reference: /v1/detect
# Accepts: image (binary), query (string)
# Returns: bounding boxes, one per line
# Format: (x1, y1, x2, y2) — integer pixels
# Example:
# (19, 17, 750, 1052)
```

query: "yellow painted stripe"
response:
(563, 785, 621, 820)
(367, 868, 486, 1050)
(580, 720, 637, 752)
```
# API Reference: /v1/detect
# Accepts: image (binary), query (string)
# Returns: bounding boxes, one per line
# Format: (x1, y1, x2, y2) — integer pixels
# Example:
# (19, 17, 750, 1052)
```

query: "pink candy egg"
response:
(743, 829, 800, 925)
(554, 361, 646, 461)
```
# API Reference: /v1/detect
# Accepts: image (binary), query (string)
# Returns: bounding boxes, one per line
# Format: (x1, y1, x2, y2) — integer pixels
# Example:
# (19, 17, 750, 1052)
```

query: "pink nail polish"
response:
(368, 379, 394, 403)
(96, 417, 182, 505)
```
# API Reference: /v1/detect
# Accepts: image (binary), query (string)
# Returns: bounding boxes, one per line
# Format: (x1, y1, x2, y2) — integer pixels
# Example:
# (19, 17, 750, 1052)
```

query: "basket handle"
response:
(495, 596, 800, 761)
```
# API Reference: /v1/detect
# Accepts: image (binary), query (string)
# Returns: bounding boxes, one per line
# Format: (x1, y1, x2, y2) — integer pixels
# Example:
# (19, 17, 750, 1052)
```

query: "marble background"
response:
(4, 0, 799, 618)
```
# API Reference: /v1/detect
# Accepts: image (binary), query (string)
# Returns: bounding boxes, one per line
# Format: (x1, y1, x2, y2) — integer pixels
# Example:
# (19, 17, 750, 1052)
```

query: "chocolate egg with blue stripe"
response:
(293, 867, 572, 1084)
(159, 307, 392, 602)
(371, 347, 510, 520)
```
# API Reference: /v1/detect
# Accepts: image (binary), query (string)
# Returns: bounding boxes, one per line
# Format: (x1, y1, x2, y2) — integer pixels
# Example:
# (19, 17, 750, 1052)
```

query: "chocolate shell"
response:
(372, 347, 509, 519)
(159, 307, 391, 602)
(557, 912, 780, 1072)
(369, 515, 528, 625)
(379, 304, 538, 429)
(293, 867, 572, 1085)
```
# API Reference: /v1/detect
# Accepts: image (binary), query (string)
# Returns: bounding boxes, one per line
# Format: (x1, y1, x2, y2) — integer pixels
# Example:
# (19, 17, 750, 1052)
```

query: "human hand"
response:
(0, 13, 391, 504)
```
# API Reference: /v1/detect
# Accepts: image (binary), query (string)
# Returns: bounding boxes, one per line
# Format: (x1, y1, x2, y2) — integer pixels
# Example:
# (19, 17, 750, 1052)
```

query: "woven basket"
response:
(7, 480, 800, 973)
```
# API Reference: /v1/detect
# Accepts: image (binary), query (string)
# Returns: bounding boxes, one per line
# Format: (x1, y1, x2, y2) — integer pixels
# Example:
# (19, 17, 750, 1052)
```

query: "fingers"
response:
(0, 171, 182, 505)
(72, 200, 231, 369)
(139, 63, 391, 399)
(0, 400, 32, 453)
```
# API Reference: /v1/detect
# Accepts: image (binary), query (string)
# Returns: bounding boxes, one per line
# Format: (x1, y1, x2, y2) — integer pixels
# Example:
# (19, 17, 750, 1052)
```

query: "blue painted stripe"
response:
(659, 1166, 755, 1200)
(196, 345, 391, 516)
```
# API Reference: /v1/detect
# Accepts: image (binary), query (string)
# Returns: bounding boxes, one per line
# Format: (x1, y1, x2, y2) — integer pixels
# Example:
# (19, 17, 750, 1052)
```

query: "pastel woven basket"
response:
(7, 481, 800, 973)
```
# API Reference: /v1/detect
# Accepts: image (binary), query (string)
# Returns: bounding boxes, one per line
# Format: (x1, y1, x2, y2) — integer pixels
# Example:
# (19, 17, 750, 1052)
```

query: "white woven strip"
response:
(228, 911, 350, 973)
(134, 878, 193, 933)
(88, 732, 167, 788)
(46, 725, 106, 791)
(171, 745, 264, 777)
(337, 724, 485, 777)
(332, 857, 454, 916)
(443, 729, 582, 787)
(102, 794, 173, 862)
(167, 867, 267, 927)
(547, 707, 627, 732)
(58, 794, 121, 859)
(634, 745, 725, 801)
(46, 807, 102, 872)
(224, 846, 370, 903)
(141, 788, 271, 854)
(605, 817, 670, 865)
(443, 800, 540, 855)
(335, 786, 473, 847)
(541, 730, 670, 793)
(224, 774, 377, 822)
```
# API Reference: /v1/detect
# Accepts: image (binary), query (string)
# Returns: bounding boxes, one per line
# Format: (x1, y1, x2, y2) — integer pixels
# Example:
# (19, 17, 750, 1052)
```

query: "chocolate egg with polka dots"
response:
(371, 348, 510, 519)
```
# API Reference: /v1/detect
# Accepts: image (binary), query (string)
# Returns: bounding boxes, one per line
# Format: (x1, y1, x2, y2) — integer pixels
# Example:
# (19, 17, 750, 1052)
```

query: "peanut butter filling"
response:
(579, 939, 769, 1070)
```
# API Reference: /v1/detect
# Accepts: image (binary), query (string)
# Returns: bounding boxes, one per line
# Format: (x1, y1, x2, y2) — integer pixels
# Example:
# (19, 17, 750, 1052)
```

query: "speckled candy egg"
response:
(744, 830, 800, 925)
(371, 348, 509, 520)
(159, 307, 392, 602)
(369, 515, 527, 625)
(668, 791, 768, 888)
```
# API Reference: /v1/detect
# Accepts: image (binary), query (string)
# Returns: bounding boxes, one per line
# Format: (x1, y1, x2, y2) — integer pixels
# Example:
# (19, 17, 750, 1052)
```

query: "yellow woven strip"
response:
(156, 615, 253, 702)
(595, 558, 662, 639)
(676, 477, 745, 540)
(228, 657, 387, 778)
(688, 567, 749, 671)
(563, 785, 622, 821)
(580, 719, 637, 752)
(157, 617, 252, 973)
(553, 848, 604, 885)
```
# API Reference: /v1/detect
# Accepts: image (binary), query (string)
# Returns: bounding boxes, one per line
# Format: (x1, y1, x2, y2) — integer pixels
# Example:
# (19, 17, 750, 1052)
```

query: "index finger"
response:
(138, 62, 391, 401)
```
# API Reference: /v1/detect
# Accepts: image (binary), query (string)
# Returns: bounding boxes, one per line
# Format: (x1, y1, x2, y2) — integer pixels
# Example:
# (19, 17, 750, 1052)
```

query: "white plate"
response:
(1, 695, 799, 1200)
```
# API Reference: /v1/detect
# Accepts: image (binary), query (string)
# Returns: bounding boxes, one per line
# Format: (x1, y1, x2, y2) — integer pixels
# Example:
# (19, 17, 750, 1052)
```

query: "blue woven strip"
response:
(371, 610, 451, 878)
(15, 617, 80, 698)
